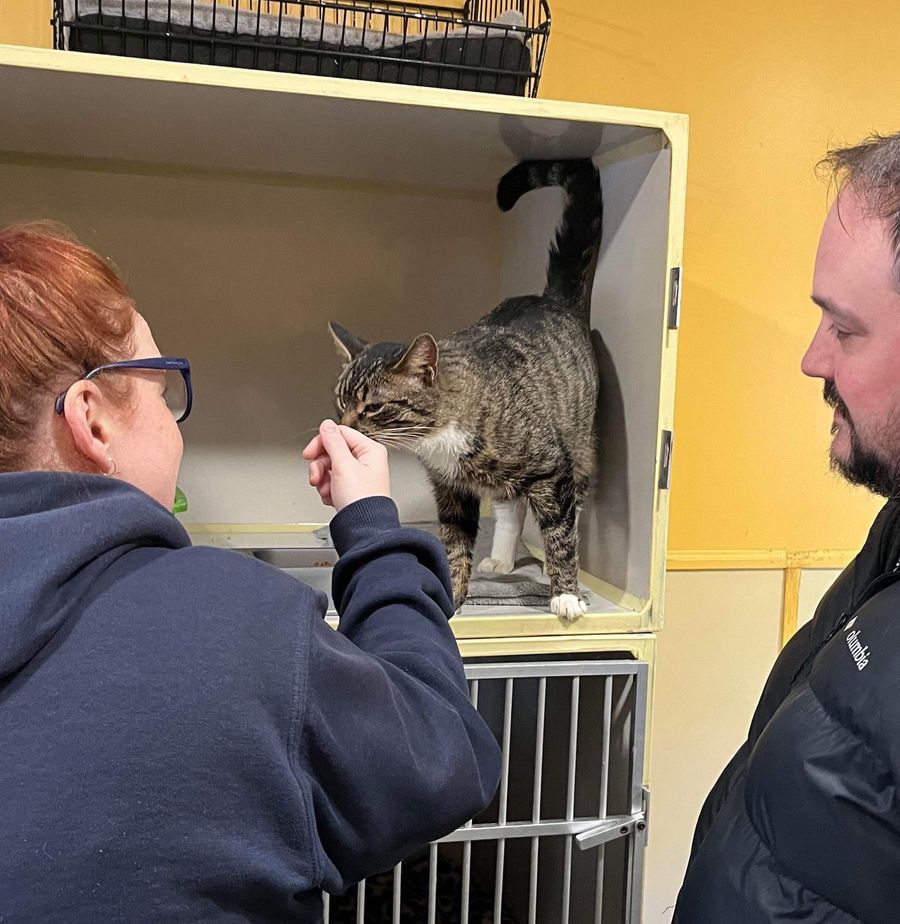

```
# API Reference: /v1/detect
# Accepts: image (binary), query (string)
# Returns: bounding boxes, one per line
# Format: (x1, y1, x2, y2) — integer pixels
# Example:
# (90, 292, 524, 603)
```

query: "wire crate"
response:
(53, 0, 551, 97)
(324, 659, 649, 923)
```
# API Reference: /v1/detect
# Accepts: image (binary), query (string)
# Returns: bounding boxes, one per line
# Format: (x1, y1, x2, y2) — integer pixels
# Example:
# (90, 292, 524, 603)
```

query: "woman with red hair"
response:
(0, 224, 500, 922)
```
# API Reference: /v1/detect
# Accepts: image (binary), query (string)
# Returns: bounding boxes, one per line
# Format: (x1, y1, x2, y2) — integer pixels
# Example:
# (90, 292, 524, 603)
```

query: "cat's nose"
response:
(340, 410, 359, 428)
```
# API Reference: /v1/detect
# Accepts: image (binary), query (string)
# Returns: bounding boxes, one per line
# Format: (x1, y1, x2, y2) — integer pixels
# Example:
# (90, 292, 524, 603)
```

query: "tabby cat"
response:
(329, 159, 601, 622)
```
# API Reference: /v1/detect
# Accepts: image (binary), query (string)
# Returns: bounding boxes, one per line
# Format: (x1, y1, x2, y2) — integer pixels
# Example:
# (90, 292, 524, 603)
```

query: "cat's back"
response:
(451, 294, 594, 363)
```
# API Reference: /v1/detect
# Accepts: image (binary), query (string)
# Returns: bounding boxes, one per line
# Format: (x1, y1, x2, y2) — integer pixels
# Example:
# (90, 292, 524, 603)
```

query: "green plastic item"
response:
(172, 486, 188, 514)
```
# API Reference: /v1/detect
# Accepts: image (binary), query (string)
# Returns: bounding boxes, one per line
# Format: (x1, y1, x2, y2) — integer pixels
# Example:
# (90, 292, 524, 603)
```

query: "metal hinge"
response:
(668, 265, 682, 329)
(575, 811, 646, 851)
(642, 786, 650, 846)
(658, 430, 673, 489)
(574, 788, 651, 852)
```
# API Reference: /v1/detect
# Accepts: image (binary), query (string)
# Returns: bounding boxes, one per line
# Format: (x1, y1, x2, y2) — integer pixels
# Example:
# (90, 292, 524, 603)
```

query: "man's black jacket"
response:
(676, 499, 900, 922)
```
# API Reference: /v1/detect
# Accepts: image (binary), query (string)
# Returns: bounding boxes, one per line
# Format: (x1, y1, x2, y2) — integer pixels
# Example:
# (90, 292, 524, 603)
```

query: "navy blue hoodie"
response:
(0, 472, 501, 922)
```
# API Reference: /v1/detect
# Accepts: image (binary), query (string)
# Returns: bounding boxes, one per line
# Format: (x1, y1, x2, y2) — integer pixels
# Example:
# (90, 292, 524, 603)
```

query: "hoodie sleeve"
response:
(298, 497, 502, 893)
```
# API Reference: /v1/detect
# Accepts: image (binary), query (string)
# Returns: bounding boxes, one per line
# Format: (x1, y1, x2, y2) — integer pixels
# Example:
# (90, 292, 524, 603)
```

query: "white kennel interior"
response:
(0, 47, 686, 639)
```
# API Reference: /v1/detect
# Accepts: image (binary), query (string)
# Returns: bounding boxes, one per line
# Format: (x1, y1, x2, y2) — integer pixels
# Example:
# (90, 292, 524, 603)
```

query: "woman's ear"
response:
(60, 380, 117, 474)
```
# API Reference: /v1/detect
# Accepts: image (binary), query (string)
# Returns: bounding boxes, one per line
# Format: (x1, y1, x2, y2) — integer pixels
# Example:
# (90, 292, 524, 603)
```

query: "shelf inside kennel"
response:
(188, 523, 642, 637)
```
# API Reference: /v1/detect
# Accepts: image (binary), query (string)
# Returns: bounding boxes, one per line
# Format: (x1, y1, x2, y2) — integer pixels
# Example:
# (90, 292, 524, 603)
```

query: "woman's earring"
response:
(105, 457, 118, 477)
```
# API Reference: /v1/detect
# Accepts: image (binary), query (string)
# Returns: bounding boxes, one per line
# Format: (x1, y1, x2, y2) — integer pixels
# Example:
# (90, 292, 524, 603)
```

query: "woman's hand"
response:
(302, 420, 391, 512)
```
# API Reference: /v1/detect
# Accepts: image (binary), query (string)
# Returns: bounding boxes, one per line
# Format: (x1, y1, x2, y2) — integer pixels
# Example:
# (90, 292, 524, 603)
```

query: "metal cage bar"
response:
(561, 675, 580, 922)
(427, 842, 438, 924)
(493, 677, 514, 921)
(465, 661, 647, 680)
(354, 880, 365, 923)
(392, 863, 402, 924)
(527, 674, 546, 924)
(460, 677, 479, 924)
(594, 674, 614, 923)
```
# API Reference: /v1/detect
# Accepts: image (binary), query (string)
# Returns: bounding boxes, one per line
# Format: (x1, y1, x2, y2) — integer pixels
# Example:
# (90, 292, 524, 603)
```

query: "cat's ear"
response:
(393, 333, 439, 385)
(329, 322, 368, 363)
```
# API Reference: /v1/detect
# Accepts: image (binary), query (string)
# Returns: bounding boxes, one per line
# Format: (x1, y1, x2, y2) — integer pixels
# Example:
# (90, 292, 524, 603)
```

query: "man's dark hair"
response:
(819, 131, 900, 280)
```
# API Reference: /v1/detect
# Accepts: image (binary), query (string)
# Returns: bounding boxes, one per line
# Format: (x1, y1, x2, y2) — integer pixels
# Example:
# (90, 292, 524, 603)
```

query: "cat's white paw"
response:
(478, 557, 515, 575)
(551, 593, 587, 623)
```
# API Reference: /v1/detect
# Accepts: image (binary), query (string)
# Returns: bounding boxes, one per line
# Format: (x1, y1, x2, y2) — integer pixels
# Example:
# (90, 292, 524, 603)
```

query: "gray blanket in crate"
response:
(64, 0, 528, 50)
(315, 517, 593, 608)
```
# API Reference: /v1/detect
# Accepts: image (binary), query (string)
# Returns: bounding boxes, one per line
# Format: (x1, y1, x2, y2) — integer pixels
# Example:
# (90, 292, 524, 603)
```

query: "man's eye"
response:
(829, 324, 851, 341)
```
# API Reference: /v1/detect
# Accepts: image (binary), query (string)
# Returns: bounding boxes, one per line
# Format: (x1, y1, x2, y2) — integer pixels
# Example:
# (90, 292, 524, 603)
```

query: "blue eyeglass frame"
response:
(54, 356, 193, 423)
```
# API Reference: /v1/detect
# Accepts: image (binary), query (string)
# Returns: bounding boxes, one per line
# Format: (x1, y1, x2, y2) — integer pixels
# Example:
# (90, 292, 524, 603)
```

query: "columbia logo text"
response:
(846, 629, 870, 671)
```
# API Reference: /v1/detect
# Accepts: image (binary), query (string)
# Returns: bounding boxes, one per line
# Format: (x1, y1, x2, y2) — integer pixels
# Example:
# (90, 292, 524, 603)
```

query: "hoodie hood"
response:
(0, 471, 189, 680)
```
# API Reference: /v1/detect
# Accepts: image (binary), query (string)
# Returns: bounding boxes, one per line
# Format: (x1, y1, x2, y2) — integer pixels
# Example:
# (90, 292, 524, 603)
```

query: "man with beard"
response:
(675, 131, 900, 922)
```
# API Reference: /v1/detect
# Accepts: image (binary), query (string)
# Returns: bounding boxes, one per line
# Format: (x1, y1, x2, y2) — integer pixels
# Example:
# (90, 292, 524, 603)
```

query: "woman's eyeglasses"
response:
(54, 357, 193, 423)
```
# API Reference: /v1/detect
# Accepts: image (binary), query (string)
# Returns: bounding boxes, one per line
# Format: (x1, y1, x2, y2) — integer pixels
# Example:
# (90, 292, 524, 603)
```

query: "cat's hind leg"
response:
(527, 473, 586, 624)
(477, 498, 526, 575)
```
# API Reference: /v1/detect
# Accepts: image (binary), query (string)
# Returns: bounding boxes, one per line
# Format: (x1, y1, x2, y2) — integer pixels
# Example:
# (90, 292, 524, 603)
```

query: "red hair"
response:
(0, 223, 136, 470)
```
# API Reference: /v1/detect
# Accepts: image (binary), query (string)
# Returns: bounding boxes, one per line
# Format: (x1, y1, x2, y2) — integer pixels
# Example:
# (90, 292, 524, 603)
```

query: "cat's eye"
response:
(365, 403, 386, 416)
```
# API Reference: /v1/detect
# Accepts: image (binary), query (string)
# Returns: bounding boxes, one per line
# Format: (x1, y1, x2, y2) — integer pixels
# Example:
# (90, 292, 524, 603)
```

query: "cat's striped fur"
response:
(330, 159, 602, 622)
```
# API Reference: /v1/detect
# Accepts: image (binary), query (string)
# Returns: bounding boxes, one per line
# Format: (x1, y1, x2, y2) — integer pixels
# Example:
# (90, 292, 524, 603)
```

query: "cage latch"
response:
(574, 811, 646, 851)
(668, 265, 682, 329)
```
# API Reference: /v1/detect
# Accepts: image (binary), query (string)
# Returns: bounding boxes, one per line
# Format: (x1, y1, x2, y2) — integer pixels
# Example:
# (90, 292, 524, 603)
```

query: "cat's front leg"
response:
(432, 481, 480, 611)
(527, 476, 586, 624)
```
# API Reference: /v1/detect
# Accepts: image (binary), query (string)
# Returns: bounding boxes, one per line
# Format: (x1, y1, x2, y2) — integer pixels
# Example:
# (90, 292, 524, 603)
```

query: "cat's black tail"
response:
(497, 159, 603, 311)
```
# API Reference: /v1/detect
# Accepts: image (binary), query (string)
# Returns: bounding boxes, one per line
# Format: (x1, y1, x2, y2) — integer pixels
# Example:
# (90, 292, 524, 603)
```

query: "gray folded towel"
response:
(315, 517, 592, 608)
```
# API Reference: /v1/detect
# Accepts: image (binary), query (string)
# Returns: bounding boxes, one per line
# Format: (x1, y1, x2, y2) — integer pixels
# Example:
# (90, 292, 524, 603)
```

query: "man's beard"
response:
(823, 380, 900, 497)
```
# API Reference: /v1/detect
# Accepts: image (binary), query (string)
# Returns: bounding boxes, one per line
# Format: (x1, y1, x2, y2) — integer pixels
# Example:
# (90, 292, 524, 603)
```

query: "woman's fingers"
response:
(304, 420, 389, 510)
(302, 433, 325, 460)
(308, 458, 322, 486)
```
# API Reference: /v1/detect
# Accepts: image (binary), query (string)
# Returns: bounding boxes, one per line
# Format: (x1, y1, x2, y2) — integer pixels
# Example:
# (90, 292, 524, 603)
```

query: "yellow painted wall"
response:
(1, 0, 50, 47)
(0, 0, 894, 555)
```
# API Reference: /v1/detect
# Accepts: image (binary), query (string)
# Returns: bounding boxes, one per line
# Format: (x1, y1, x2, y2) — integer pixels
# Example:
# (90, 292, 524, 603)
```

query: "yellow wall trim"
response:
(780, 568, 801, 647)
(667, 549, 787, 570)
(667, 549, 856, 571)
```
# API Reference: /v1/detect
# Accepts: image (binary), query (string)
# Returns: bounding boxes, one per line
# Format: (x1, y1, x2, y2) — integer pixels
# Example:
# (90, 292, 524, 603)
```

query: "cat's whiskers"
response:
(380, 424, 431, 434)
(369, 429, 430, 451)
(369, 425, 431, 444)
(378, 436, 428, 445)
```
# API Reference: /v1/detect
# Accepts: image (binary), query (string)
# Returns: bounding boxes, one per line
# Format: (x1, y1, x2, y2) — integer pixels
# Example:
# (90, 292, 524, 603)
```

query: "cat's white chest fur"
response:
(416, 424, 472, 479)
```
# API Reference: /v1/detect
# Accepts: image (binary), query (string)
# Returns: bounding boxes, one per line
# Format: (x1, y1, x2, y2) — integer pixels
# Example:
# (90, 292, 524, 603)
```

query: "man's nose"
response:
(800, 325, 832, 380)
